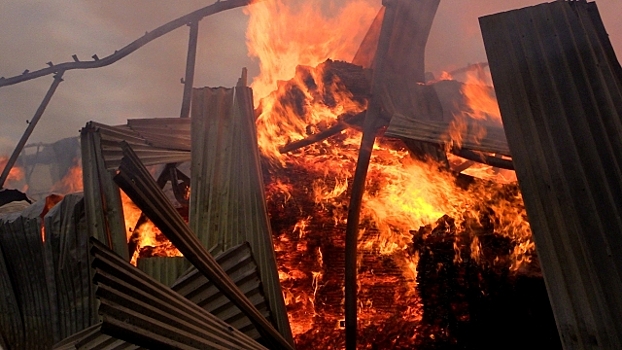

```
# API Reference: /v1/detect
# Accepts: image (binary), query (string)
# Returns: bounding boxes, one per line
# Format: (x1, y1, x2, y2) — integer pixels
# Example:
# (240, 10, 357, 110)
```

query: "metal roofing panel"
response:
(386, 116, 511, 156)
(113, 144, 292, 349)
(171, 242, 271, 340)
(137, 257, 191, 287)
(43, 193, 96, 340)
(480, 1, 622, 347)
(190, 86, 293, 343)
(0, 200, 55, 349)
(90, 238, 268, 350)
(56, 242, 270, 348)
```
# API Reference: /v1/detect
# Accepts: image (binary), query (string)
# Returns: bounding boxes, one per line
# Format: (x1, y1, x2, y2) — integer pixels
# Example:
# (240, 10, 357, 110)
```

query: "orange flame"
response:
(51, 158, 83, 194)
(120, 190, 182, 266)
(0, 155, 24, 185)
(461, 70, 502, 124)
(246, 0, 378, 163)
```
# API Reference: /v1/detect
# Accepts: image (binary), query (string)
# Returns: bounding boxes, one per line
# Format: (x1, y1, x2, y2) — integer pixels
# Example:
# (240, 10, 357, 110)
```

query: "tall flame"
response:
(246, 0, 379, 163)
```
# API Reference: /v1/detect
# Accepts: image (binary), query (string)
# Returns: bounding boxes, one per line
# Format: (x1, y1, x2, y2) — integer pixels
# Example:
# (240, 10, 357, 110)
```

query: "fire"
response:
(461, 69, 502, 124)
(245, 0, 534, 347)
(51, 158, 83, 194)
(246, 0, 379, 163)
(120, 190, 182, 266)
(40, 194, 64, 242)
(0, 155, 24, 185)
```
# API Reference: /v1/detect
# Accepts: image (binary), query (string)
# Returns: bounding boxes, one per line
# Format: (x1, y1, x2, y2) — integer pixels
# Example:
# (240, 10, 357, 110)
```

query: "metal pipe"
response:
(180, 21, 199, 119)
(0, 0, 255, 88)
(0, 71, 64, 189)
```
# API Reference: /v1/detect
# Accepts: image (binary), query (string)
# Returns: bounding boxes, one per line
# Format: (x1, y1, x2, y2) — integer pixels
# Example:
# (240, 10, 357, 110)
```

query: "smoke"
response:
(0, 0, 620, 152)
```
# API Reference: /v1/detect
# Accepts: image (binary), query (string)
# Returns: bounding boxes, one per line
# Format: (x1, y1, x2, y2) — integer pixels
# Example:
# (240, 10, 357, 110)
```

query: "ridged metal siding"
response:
(171, 242, 271, 341)
(136, 256, 191, 287)
(190, 86, 293, 343)
(90, 238, 268, 350)
(480, 1, 622, 348)
(0, 194, 95, 349)
(58, 242, 271, 348)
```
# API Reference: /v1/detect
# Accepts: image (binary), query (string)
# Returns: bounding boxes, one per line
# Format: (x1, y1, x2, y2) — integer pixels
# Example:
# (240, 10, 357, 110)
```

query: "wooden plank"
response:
(480, 2, 622, 348)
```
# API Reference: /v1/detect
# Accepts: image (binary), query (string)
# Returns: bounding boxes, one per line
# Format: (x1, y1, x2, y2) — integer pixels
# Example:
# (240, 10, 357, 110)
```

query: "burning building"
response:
(0, 0, 621, 349)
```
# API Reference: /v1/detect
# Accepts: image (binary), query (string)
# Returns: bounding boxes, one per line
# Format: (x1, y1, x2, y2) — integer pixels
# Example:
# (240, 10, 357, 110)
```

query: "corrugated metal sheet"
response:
(114, 144, 292, 349)
(0, 194, 96, 349)
(55, 242, 269, 348)
(137, 256, 190, 287)
(81, 127, 128, 260)
(53, 324, 142, 350)
(190, 86, 293, 343)
(90, 238, 268, 350)
(480, 1, 622, 348)
(82, 119, 191, 171)
(171, 242, 271, 341)
(0, 200, 55, 349)
(0, 227, 23, 348)
(43, 194, 96, 340)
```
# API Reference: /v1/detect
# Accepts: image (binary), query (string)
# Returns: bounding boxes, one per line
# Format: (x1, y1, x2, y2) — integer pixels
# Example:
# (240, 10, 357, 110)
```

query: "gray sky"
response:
(0, 0, 620, 154)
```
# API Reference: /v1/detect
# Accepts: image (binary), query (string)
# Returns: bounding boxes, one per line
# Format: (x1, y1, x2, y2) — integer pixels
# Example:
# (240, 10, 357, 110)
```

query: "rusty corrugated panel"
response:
(90, 238, 269, 350)
(172, 242, 271, 341)
(43, 193, 96, 340)
(0, 201, 54, 349)
(114, 144, 292, 349)
(190, 86, 293, 343)
(136, 256, 190, 286)
(480, 1, 622, 348)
